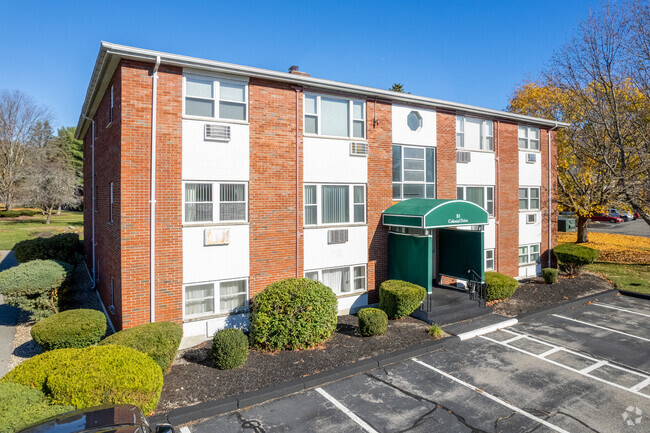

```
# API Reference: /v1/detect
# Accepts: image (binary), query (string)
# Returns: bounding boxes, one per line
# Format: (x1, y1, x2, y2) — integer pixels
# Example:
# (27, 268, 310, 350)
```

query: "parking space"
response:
(184, 293, 649, 432)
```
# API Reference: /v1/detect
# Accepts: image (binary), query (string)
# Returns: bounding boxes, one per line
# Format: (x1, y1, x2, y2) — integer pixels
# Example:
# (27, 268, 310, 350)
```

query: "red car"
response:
(592, 213, 624, 223)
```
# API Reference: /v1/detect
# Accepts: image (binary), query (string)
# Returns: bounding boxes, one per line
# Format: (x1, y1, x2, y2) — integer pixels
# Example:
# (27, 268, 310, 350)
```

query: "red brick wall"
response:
(436, 111, 457, 199)
(119, 60, 183, 329)
(496, 121, 519, 277)
(541, 128, 558, 267)
(248, 79, 303, 297)
(367, 100, 393, 303)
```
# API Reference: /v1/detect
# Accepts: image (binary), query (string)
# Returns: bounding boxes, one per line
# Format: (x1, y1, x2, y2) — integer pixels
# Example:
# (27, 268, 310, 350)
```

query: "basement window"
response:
(184, 278, 248, 318)
(305, 264, 366, 294)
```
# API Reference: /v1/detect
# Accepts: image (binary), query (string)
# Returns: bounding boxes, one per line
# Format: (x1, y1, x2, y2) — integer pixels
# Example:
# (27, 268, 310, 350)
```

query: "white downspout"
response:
(548, 123, 558, 268)
(82, 115, 96, 287)
(150, 56, 161, 323)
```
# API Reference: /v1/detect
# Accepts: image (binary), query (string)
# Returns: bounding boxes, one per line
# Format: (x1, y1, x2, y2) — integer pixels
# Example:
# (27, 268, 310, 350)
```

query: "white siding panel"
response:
(456, 151, 495, 186)
(484, 219, 496, 249)
(182, 119, 249, 181)
(337, 293, 370, 315)
(303, 226, 368, 270)
(519, 212, 542, 245)
(392, 104, 437, 146)
(183, 225, 250, 284)
(181, 312, 249, 346)
(518, 265, 538, 279)
(303, 137, 367, 183)
(518, 150, 542, 186)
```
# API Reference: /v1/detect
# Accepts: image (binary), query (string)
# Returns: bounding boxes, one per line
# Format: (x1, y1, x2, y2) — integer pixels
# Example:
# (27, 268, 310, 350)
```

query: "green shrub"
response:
(98, 321, 183, 374)
(14, 233, 82, 264)
(553, 244, 600, 275)
(211, 328, 249, 369)
(428, 324, 444, 340)
(379, 280, 427, 319)
(2, 346, 163, 415)
(485, 271, 519, 301)
(31, 309, 106, 351)
(0, 382, 74, 433)
(542, 268, 559, 284)
(357, 308, 388, 337)
(250, 278, 338, 351)
(0, 209, 38, 218)
(0, 260, 72, 320)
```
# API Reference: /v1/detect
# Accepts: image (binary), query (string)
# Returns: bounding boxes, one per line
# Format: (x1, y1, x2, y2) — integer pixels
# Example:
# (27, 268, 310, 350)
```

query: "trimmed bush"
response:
(14, 233, 81, 264)
(0, 209, 37, 218)
(379, 280, 427, 319)
(2, 346, 163, 415)
(485, 271, 519, 301)
(211, 328, 249, 369)
(0, 260, 72, 320)
(0, 382, 74, 433)
(98, 321, 183, 374)
(250, 278, 338, 351)
(542, 268, 559, 284)
(358, 308, 388, 337)
(31, 309, 106, 351)
(553, 244, 600, 275)
(428, 324, 444, 340)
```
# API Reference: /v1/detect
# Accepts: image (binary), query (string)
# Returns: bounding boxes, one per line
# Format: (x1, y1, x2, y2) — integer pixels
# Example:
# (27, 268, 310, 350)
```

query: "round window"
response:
(407, 111, 422, 131)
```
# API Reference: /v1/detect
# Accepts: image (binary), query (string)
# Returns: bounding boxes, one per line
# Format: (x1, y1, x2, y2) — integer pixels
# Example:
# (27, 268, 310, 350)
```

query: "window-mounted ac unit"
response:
(526, 214, 537, 224)
(327, 229, 349, 244)
(204, 123, 231, 142)
(526, 153, 537, 163)
(350, 142, 369, 156)
(456, 151, 471, 163)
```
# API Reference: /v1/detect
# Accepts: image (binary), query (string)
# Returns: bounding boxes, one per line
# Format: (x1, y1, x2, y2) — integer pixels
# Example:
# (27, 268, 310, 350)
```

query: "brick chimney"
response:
(288, 65, 310, 77)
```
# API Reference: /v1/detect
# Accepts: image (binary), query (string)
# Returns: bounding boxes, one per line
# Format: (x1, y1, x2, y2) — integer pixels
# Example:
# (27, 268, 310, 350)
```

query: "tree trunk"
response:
(577, 216, 590, 243)
(57, 204, 61, 215)
(5, 193, 12, 211)
(45, 207, 52, 224)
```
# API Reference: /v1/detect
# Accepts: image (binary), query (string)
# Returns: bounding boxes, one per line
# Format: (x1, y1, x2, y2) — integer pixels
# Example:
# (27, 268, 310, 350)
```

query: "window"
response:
(519, 244, 540, 265)
(304, 93, 365, 139)
(184, 278, 248, 318)
(184, 75, 247, 121)
(519, 126, 540, 150)
(184, 182, 247, 224)
(109, 86, 114, 124)
(456, 116, 493, 151)
(305, 264, 366, 294)
(519, 187, 541, 210)
(392, 145, 436, 200)
(407, 111, 423, 131)
(109, 182, 114, 223)
(485, 249, 494, 271)
(457, 186, 495, 217)
(304, 184, 366, 226)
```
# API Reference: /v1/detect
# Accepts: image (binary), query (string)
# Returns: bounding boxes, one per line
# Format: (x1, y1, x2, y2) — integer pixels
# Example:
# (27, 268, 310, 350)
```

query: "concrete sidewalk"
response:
(0, 250, 19, 377)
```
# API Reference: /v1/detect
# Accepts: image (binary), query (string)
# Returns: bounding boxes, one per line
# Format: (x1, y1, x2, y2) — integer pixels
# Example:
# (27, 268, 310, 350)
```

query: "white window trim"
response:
(304, 264, 367, 295)
(518, 125, 541, 151)
(182, 73, 249, 124)
(485, 249, 495, 271)
(392, 145, 436, 201)
(182, 181, 248, 225)
(183, 277, 249, 320)
(303, 93, 366, 140)
(456, 185, 495, 217)
(518, 243, 541, 266)
(519, 186, 541, 211)
(456, 115, 494, 152)
(304, 183, 366, 227)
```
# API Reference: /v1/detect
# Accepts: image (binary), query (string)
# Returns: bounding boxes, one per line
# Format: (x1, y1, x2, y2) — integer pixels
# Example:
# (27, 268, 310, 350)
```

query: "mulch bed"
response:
(492, 272, 614, 317)
(157, 315, 434, 412)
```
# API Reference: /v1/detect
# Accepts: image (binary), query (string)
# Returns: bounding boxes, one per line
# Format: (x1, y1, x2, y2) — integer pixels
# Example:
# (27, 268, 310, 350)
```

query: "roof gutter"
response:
(548, 123, 559, 268)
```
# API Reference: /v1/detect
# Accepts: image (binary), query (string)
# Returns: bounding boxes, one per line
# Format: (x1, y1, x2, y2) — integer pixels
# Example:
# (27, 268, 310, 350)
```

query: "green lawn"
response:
(587, 262, 650, 295)
(0, 211, 83, 250)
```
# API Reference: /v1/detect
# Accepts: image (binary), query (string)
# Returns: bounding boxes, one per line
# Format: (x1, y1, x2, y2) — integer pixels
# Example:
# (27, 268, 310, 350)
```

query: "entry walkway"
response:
(0, 250, 19, 377)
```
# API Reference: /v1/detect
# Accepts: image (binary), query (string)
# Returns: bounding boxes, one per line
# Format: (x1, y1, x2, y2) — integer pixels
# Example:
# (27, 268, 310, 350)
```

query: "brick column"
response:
(496, 121, 519, 277)
(436, 111, 457, 199)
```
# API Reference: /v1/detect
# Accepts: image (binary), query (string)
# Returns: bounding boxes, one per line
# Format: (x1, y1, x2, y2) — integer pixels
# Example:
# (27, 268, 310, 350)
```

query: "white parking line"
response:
(631, 378, 650, 392)
(552, 314, 650, 342)
(315, 387, 379, 433)
(412, 359, 571, 433)
(592, 302, 650, 318)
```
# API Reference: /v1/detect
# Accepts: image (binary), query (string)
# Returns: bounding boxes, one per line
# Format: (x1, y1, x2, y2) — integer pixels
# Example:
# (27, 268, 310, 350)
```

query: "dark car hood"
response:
(19, 405, 148, 433)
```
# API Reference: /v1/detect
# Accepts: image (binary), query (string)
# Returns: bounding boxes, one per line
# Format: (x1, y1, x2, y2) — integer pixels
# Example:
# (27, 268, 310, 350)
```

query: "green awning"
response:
(382, 199, 489, 229)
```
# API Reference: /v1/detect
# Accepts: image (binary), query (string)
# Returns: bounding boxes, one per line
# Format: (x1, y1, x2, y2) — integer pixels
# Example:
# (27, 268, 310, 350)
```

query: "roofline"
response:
(75, 42, 569, 139)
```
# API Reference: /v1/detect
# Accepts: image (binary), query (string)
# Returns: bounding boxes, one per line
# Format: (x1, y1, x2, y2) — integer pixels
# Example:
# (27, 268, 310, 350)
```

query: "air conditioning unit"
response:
(456, 151, 471, 163)
(526, 153, 537, 163)
(327, 229, 349, 244)
(350, 142, 369, 156)
(204, 123, 231, 141)
(527, 213, 537, 224)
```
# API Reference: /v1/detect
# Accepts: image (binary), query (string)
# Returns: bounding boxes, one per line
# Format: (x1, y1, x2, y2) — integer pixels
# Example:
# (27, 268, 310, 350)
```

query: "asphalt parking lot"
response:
(589, 218, 650, 238)
(181, 293, 649, 432)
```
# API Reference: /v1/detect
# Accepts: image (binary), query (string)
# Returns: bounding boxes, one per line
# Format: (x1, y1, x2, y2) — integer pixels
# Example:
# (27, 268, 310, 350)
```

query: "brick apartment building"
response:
(77, 42, 562, 345)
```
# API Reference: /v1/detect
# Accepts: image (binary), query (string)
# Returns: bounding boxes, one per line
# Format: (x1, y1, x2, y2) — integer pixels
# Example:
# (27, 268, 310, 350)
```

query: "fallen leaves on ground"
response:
(558, 232, 650, 264)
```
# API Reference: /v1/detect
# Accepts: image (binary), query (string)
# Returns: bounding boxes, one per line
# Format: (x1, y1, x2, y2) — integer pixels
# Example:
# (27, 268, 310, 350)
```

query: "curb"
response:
(455, 318, 518, 341)
(156, 335, 460, 426)
(516, 289, 617, 322)
(618, 289, 650, 301)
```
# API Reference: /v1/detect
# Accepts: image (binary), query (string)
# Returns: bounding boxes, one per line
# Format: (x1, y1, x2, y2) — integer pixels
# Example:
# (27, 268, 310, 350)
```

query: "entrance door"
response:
(438, 228, 484, 281)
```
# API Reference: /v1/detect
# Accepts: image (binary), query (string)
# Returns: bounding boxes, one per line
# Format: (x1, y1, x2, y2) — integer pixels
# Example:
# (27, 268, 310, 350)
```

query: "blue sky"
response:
(0, 0, 603, 130)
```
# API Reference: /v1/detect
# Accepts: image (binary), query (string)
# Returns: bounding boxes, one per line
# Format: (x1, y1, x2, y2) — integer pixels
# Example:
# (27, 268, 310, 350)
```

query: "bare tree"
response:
(0, 90, 51, 210)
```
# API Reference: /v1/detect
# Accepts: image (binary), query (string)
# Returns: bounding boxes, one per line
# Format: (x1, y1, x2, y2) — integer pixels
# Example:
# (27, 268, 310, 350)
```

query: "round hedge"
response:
(98, 321, 183, 374)
(553, 244, 600, 275)
(0, 382, 74, 433)
(250, 278, 338, 351)
(379, 280, 427, 319)
(212, 328, 249, 369)
(484, 271, 519, 301)
(14, 233, 81, 265)
(542, 268, 559, 284)
(1, 346, 163, 415)
(357, 308, 388, 337)
(31, 309, 106, 351)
